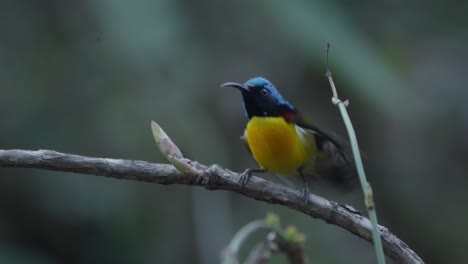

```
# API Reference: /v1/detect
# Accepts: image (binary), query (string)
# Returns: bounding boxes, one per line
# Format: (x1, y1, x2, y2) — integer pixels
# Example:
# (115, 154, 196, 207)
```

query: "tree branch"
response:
(0, 149, 423, 263)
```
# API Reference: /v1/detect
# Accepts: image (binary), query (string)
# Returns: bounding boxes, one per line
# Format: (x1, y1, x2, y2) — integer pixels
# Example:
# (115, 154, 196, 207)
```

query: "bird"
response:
(221, 77, 356, 204)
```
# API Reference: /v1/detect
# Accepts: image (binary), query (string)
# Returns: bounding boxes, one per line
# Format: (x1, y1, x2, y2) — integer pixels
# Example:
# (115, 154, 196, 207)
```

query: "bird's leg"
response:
(239, 168, 266, 189)
(298, 167, 310, 206)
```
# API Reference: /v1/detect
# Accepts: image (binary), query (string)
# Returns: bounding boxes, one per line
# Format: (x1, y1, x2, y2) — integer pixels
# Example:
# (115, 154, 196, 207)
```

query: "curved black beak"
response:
(220, 82, 249, 92)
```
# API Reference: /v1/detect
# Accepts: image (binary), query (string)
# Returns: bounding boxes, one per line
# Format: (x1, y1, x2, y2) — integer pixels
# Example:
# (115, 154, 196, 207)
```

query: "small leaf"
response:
(151, 121, 183, 161)
(294, 233, 306, 243)
(265, 212, 281, 230)
(284, 225, 298, 241)
(284, 225, 306, 243)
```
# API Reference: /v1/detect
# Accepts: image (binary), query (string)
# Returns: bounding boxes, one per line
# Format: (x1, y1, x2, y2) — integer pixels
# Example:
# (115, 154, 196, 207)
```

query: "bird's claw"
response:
(238, 168, 265, 190)
(238, 169, 252, 190)
(298, 167, 310, 206)
(301, 185, 310, 206)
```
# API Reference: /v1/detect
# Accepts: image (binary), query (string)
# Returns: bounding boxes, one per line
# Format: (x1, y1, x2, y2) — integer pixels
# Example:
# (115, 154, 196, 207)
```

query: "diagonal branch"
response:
(0, 149, 423, 263)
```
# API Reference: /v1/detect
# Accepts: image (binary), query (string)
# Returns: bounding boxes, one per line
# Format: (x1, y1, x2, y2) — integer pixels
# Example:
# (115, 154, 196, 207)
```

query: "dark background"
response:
(1, 1, 467, 263)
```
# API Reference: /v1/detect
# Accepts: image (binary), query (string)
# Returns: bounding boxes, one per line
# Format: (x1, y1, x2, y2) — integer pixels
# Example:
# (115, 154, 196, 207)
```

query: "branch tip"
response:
(326, 42, 332, 73)
(150, 120, 184, 161)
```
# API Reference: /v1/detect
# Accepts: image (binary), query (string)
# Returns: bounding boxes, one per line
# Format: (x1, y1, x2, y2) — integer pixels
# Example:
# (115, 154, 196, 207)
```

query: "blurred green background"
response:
(1, 0, 467, 263)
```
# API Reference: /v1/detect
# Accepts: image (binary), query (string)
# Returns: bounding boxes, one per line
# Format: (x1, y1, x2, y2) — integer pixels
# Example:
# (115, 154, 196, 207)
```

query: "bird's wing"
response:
(296, 119, 351, 161)
(294, 115, 357, 190)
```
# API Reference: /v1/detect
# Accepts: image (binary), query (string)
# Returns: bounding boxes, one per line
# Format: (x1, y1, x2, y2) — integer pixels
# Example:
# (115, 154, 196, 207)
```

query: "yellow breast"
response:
(245, 116, 316, 175)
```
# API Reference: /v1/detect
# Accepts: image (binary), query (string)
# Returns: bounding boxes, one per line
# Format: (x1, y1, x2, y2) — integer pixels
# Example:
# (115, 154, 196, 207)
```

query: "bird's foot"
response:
(298, 166, 310, 206)
(238, 168, 265, 190)
(301, 185, 310, 206)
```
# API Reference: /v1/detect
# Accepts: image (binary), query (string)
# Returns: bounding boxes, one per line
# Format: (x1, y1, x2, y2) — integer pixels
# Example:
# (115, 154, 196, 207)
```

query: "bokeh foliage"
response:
(1, 0, 467, 263)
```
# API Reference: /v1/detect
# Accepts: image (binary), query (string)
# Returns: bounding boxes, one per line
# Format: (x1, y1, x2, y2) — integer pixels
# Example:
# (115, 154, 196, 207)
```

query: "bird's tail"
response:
(314, 134, 358, 191)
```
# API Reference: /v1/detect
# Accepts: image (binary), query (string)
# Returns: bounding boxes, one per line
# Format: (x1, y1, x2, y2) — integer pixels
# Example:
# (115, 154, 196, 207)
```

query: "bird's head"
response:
(221, 77, 296, 120)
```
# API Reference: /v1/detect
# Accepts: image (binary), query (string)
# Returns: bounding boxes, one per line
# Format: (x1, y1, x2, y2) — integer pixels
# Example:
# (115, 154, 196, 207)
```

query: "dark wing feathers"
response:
(295, 117, 357, 190)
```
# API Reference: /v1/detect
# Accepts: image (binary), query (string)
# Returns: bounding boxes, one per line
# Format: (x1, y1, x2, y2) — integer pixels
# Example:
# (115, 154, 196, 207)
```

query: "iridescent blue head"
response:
(221, 77, 296, 120)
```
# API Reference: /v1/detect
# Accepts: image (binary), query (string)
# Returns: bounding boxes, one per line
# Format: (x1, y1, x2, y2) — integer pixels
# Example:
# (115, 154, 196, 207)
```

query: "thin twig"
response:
(224, 214, 307, 264)
(0, 149, 423, 263)
(244, 241, 272, 264)
(326, 43, 349, 107)
(223, 220, 270, 264)
(325, 43, 386, 264)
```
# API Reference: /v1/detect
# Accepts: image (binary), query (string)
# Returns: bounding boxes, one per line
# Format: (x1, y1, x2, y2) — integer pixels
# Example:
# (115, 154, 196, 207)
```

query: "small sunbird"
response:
(222, 77, 356, 204)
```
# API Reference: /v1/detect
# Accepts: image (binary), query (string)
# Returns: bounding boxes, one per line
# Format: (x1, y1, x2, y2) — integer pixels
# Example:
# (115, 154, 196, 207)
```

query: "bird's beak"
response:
(220, 82, 249, 92)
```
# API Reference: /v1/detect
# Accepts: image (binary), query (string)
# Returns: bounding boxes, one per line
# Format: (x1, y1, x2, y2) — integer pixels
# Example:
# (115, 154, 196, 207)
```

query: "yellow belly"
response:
(245, 116, 316, 175)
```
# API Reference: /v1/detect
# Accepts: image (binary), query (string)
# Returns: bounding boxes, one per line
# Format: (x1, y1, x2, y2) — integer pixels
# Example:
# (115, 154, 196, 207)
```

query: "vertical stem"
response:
(336, 102, 386, 264)
(326, 43, 386, 264)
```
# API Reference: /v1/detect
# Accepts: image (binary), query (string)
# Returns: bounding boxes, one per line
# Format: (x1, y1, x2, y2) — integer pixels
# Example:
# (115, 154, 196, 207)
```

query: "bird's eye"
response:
(260, 88, 269, 96)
